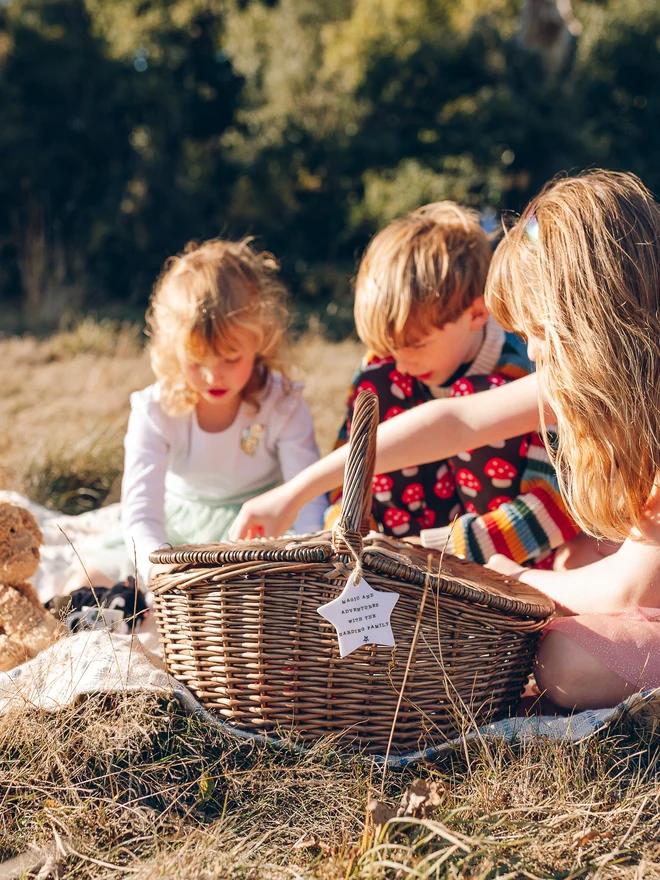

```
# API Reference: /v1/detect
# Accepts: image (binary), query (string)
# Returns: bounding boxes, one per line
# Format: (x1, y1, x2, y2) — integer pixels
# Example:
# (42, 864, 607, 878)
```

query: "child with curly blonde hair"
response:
(121, 238, 326, 584)
(232, 170, 660, 710)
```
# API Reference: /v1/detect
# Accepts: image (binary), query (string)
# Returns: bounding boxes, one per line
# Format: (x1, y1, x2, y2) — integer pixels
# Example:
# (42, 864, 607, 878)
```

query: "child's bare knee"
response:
(535, 627, 635, 710)
(534, 630, 588, 709)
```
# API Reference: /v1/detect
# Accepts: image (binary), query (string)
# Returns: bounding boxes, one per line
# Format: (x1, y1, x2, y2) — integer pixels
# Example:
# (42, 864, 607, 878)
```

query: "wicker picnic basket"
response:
(151, 391, 555, 755)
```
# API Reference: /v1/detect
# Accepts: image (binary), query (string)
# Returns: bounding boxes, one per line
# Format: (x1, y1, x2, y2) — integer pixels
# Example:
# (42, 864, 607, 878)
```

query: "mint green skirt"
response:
(161, 487, 265, 545)
(95, 485, 277, 584)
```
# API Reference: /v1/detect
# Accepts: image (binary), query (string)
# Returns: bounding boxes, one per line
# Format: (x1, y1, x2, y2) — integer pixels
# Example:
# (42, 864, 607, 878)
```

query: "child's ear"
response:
(468, 297, 489, 330)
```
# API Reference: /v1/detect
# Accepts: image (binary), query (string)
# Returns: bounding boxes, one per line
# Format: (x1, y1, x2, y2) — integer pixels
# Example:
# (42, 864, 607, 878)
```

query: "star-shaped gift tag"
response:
(317, 571, 399, 658)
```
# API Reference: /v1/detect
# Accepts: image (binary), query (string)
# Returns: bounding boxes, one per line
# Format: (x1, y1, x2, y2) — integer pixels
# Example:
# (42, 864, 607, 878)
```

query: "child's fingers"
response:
(229, 507, 257, 541)
(228, 516, 246, 541)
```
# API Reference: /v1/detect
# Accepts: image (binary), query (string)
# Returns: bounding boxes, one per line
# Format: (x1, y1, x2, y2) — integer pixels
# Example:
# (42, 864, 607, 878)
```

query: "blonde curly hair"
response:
(487, 170, 660, 541)
(147, 238, 290, 416)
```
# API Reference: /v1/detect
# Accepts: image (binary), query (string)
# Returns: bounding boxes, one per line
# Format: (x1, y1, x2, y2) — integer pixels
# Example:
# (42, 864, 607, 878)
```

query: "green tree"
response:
(0, 0, 242, 326)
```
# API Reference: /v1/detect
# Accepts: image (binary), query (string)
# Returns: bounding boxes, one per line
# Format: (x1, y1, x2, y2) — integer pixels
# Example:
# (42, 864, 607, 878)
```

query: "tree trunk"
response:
(518, 0, 582, 78)
(14, 200, 84, 331)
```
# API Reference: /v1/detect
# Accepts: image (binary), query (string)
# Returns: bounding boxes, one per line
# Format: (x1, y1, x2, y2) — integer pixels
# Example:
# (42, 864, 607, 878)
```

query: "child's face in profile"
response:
(391, 299, 488, 386)
(184, 336, 257, 408)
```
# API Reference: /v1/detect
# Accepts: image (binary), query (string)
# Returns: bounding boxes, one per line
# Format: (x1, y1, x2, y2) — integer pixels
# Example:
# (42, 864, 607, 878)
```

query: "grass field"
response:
(0, 319, 363, 512)
(1, 322, 660, 879)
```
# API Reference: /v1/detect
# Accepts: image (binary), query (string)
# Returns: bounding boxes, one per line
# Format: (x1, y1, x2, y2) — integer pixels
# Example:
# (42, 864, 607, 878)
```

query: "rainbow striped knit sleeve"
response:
(421, 434, 579, 565)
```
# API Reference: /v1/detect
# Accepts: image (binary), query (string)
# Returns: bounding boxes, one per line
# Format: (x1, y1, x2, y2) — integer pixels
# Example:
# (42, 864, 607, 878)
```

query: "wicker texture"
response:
(152, 391, 554, 754)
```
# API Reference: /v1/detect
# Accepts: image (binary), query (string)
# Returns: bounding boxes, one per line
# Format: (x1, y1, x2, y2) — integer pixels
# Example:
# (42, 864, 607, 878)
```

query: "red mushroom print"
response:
(464, 501, 478, 515)
(534, 551, 556, 570)
(487, 495, 514, 511)
(372, 474, 394, 502)
(484, 458, 517, 489)
(356, 380, 378, 396)
(401, 465, 419, 477)
(449, 503, 462, 521)
(522, 433, 546, 456)
(433, 464, 455, 499)
(457, 449, 474, 462)
(389, 370, 414, 400)
(401, 483, 425, 511)
(450, 377, 474, 397)
(416, 508, 436, 529)
(383, 507, 411, 536)
(488, 374, 507, 388)
(456, 468, 482, 497)
(384, 406, 404, 421)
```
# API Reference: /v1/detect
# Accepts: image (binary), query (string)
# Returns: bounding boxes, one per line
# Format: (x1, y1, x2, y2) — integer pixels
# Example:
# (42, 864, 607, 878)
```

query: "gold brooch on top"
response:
(240, 423, 264, 456)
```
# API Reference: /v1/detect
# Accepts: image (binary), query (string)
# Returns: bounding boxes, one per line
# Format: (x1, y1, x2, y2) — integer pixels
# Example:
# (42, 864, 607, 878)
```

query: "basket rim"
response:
(150, 536, 554, 621)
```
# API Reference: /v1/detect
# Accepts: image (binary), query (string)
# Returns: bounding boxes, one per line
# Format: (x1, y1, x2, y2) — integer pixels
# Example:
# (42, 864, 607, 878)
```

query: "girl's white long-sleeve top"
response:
(121, 374, 327, 583)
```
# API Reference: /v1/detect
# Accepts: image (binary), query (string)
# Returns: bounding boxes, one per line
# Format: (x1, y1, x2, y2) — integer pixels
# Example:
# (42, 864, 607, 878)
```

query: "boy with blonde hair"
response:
(324, 202, 577, 565)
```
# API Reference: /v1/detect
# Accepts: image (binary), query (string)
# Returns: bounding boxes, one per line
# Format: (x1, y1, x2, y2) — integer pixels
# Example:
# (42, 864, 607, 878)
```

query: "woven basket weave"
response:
(151, 391, 554, 754)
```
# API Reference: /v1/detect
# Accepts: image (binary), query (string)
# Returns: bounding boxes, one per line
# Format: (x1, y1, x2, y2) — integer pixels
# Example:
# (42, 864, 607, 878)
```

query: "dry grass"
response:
(0, 322, 151, 504)
(1, 693, 660, 878)
(1, 321, 660, 878)
(0, 323, 363, 512)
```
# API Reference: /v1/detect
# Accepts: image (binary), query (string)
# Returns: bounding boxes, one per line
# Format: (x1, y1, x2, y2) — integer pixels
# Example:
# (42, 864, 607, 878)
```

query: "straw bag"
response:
(151, 391, 554, 755)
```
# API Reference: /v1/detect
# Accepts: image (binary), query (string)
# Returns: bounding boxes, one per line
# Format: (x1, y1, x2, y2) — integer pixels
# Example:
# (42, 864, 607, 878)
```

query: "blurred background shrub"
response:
(0, 0, 658, 334)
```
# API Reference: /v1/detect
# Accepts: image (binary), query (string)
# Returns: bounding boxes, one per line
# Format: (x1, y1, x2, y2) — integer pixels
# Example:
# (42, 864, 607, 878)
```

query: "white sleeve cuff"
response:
(420, 525, 455, 553)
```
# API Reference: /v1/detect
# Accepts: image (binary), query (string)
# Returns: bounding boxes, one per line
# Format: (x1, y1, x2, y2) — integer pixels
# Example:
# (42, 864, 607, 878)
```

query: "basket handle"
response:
(333, 390, 379, 557)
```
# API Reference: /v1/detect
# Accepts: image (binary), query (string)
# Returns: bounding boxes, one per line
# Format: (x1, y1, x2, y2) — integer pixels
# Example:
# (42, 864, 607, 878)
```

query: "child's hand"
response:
(485, 554, 526, 578)
(229, 484, 299, 541)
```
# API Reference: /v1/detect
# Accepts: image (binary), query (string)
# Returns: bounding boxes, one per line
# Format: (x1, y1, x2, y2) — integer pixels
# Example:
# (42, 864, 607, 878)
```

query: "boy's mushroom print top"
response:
(325, 323, 579, 564)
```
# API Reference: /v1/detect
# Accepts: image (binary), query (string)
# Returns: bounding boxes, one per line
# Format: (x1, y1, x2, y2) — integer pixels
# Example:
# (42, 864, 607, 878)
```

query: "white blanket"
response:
(0, 490, 133, 601)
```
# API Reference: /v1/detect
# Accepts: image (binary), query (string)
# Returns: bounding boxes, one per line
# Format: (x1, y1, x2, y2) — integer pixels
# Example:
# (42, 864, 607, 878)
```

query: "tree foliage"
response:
(0, 0, 659, 327)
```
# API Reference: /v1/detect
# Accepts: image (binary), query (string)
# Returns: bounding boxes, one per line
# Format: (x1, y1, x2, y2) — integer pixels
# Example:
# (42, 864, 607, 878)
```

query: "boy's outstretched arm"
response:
(229, 373, 543, 540)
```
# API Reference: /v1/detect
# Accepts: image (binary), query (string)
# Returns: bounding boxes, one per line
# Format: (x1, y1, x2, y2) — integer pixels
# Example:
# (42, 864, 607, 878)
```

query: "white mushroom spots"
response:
(389, 370, 413, 400)
(433, 464, 455, 499)
(401, 483, 424, 511)
(372, 474, 394, 502)
(456, 468, 482, 497)
(356, 380, 377, 397)
(484, 458, 517, 489)
(488, 374, 507, 388)
(384, 406, 404, 421)
(457, 449, 474, 462)
(401, 465, 419, 477)
(450, 378, 474, 397)
(383, 508, 411, 536)
(488, 494, 514, 511)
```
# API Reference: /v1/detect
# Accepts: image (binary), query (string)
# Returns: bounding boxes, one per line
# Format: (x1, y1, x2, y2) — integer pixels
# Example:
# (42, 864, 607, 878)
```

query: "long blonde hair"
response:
(487, 170, 660, 540)
(354, 202, 491, 355)
(147, 238, 290, 416)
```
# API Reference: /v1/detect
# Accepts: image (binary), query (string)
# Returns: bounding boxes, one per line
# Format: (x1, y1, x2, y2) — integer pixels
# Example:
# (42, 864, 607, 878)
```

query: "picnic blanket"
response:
(0, 490, 132, 601)
(1, 631, 658, 767)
